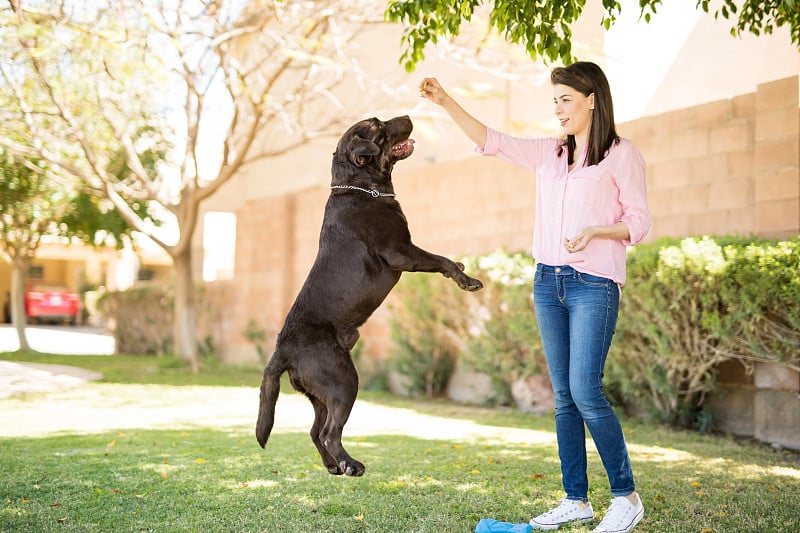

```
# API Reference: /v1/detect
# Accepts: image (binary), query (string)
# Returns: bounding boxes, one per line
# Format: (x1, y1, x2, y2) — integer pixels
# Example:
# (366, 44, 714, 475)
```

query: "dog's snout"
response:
(387, 115, 412, 137)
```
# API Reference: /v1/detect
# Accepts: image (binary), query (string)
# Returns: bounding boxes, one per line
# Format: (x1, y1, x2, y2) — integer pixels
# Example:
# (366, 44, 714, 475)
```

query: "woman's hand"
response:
(419, 77, 449, 106)
(564, 228, 596, 253)
(418, 77, 488, 148)
(565, 222, 630, 253)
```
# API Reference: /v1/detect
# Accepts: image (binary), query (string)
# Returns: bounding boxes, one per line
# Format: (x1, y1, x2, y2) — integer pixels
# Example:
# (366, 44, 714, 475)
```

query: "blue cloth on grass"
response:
(475, 518, 532, 533)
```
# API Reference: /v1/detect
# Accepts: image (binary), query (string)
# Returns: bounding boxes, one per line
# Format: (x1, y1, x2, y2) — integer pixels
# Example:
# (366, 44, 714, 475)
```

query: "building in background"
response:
(0, 235, 172, 326)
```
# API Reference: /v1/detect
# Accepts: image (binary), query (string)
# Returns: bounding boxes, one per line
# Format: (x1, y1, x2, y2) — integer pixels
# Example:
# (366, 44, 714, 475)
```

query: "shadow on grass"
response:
(359, 389, 800, 461)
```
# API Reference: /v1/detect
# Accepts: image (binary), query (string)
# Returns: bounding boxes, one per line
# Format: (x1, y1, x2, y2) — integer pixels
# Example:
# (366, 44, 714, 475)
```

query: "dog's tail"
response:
(256, 356, 285, 449)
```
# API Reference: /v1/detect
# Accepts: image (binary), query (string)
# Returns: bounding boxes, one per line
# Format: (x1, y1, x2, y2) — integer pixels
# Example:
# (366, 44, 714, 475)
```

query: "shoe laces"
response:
(600, 497, 636, 526)
(540, 498, 582, 520)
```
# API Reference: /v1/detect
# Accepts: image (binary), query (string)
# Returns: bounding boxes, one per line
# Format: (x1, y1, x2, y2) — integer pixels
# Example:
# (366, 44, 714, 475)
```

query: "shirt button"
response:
(555, 267, 562, 273)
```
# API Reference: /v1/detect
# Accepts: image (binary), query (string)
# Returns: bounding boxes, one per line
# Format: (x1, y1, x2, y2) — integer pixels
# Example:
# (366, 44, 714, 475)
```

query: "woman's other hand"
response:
(564, 228, 595, 253)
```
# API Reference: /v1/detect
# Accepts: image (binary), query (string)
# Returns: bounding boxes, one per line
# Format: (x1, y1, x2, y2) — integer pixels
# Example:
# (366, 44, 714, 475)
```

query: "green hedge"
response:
(609, 235, 799, 428)
(389, 236, 800, 429)
(96, 282, 230, 357)
(97, 285, 174, 355)
(389, 250, 545, 402)
(389, 269, 465, 397)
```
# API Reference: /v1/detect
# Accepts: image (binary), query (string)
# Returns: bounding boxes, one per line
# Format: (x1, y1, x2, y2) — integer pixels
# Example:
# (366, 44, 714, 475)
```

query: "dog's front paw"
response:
(461, 276, 483, 292)
(338, 459, 365, 477)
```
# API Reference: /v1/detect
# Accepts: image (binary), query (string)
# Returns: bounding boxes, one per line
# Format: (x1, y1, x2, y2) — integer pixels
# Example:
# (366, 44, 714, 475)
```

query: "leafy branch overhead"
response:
(385, 0, 800, 71)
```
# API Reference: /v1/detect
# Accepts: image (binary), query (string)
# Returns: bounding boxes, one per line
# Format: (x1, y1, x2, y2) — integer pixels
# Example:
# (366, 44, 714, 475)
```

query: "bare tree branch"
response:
(0, 0, 410, 367)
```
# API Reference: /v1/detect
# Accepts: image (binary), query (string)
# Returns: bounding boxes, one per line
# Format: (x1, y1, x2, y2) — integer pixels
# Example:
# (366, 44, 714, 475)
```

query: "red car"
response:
(24, 282, 81, 325)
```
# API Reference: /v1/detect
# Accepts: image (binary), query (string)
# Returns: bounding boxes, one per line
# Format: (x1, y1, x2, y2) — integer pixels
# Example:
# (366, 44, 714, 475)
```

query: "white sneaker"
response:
(529, 498, 594, 530)
(592, 495, 644, 533)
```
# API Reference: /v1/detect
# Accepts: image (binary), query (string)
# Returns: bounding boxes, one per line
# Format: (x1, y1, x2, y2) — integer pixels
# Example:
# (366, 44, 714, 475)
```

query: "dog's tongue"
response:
(391, 138, 415, 157)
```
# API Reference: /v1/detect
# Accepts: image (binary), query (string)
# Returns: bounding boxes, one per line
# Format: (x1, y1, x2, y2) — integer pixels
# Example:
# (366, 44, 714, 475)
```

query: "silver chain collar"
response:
(330, 185, 395, 198)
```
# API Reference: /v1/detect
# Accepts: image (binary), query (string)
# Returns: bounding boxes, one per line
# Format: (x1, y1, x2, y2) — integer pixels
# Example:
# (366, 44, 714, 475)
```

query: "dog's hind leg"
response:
(319, 391, 365, 477)
(308, 396, 343, 474)
(316, 356, 364, 476)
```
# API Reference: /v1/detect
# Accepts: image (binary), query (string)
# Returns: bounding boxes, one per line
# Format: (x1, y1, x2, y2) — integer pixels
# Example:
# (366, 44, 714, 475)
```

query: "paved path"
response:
(0, 324, 115, 355)
(0, 361, 103, 399)
(0, 325, 113, 399)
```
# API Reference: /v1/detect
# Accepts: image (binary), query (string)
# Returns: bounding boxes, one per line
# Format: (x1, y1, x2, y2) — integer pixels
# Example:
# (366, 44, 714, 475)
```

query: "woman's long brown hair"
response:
(551, 61, 620, 167)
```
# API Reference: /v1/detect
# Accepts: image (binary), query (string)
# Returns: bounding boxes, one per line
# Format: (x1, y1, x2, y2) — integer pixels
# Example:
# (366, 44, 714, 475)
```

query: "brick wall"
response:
(754, 77, 800, 237)
(621, 76, 799, 240)
(230, 194, 299, 359)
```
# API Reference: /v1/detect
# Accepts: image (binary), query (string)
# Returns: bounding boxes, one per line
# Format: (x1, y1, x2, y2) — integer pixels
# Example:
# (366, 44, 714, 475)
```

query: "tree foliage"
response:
(385, 0, 800, 71)
(0, 152, 64, 266)
(0, 146, 148, 349)
(0, 152, 71, 349)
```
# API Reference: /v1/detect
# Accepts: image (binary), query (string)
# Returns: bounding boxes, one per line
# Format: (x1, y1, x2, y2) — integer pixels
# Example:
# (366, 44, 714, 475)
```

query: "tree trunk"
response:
(172, 250, 199, 373)
(10, 260, 30, 351)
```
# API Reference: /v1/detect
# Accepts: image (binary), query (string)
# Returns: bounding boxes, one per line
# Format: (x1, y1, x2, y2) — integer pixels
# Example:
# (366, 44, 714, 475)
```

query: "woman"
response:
(420, 62, 650, 533)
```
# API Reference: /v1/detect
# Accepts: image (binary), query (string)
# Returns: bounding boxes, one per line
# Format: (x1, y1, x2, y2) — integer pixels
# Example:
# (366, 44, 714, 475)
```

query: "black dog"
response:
(255, 115, 483, 476)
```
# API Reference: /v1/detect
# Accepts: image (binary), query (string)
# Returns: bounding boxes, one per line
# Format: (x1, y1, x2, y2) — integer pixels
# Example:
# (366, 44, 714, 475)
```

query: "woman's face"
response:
(553, 83, 594, 139)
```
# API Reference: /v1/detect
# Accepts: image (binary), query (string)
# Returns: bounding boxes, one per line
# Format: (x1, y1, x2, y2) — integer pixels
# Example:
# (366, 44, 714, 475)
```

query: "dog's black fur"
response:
(255, 115, 483, 476)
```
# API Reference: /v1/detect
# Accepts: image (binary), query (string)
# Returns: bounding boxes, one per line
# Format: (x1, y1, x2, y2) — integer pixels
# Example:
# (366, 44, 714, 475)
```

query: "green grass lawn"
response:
(0, 351, 265, 387)
(1, 352, 799, 532)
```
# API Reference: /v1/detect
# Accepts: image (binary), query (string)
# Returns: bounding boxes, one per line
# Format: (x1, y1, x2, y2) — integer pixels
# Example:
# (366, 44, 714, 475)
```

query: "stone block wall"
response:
(230, 195, 300, 362)
(619, 76, 799, 240)
(754, 363, 800, 448)
(754, 77, 800, 237)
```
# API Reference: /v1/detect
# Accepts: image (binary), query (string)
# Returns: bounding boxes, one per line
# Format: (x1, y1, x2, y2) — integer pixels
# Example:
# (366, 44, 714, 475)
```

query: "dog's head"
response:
(331, 115, 414, 190)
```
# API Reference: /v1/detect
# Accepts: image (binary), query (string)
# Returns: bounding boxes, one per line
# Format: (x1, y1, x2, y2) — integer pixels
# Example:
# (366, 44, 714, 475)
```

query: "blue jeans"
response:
(533, 264, 635, 501)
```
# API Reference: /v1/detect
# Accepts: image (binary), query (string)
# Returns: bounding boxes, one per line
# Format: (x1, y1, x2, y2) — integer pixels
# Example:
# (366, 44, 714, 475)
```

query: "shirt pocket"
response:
(536, 165, 562, 182)
(567, 169, 608, 207)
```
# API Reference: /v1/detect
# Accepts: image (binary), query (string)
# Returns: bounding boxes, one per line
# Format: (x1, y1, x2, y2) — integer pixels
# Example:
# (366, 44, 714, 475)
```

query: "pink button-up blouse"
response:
(477, 128, 651, 286)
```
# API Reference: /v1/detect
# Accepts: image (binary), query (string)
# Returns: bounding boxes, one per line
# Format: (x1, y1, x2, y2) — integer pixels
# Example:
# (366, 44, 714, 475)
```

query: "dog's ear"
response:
(347, 135, 380, 167)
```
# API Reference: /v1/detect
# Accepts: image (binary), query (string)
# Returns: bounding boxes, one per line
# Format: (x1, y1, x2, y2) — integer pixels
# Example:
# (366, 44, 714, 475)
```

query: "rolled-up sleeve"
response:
(474, 128, 544, 172)
(474, 127, 501, 156)
(615, 141, 651, 245)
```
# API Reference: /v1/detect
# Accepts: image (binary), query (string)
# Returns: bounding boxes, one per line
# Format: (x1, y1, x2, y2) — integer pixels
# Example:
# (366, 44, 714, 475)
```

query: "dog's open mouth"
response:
(391, 138, 415, 159)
